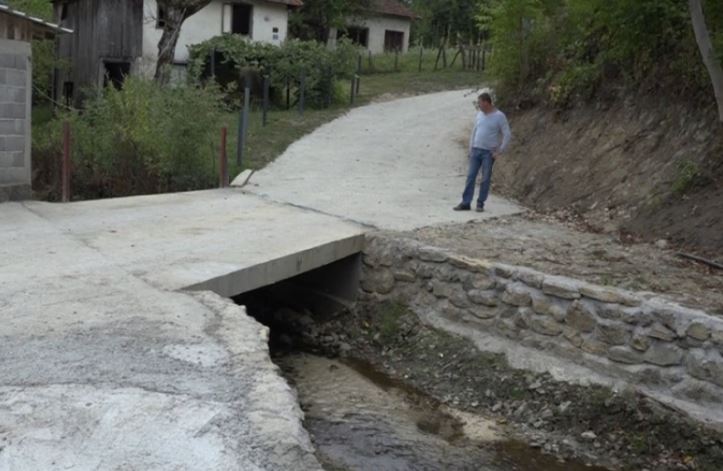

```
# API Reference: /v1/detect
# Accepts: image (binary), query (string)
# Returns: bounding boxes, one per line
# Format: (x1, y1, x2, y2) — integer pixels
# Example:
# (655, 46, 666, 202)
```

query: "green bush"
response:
(188, 36, 358, 108)
(486, 0, 723, 106)
(33, 78, 229, 199)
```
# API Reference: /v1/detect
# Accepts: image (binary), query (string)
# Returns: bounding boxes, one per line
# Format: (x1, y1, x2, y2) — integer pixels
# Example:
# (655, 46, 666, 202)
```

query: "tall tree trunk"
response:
(689, 0, 723, 123)
(154, 8, 186, 85)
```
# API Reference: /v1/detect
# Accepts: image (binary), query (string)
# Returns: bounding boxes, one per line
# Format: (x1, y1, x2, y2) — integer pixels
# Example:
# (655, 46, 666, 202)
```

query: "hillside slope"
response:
(495, 97, 722, 256)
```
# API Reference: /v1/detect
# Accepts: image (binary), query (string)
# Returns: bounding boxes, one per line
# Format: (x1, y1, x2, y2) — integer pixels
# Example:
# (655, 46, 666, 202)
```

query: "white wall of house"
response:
(139, 0, 289, 77)
(351, 15, 411, 54)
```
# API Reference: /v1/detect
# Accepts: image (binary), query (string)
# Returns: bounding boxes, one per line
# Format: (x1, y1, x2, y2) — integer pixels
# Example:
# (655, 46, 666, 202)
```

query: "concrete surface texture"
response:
(0, 90, 522, 469)
(246, 89, 522, 231)
(0, 191, 367, 470)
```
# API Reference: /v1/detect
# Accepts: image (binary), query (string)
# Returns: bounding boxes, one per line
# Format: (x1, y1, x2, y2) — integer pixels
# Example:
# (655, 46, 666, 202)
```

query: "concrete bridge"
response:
(0, 90, 521, 470)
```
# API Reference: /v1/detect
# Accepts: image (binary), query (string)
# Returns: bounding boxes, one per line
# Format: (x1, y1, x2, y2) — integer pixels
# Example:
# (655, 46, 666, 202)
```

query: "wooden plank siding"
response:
(0, 15, 34, 42)
(54, 0, 143, 103)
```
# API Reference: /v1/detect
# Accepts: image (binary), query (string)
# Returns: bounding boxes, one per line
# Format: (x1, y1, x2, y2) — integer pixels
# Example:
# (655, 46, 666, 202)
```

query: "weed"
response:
(672, 159, 700, 196)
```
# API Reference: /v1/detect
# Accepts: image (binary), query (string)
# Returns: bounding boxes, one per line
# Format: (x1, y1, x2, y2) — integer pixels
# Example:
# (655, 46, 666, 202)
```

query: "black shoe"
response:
(476, 206, 485, 213)
(453, 203, 471, 211)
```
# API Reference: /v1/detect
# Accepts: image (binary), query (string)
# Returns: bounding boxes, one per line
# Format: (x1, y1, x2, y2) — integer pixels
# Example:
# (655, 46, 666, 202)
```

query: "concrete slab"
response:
(0, 191, 366, 470)
(246, 90, 523, 231)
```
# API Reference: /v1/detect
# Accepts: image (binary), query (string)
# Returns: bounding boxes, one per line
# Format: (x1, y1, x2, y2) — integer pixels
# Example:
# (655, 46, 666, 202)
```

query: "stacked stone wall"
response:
(360, 235, 723, 414)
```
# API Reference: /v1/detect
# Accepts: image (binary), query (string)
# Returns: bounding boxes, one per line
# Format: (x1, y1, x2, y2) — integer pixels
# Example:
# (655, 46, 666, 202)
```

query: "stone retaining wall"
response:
(360, 234, 723, 418)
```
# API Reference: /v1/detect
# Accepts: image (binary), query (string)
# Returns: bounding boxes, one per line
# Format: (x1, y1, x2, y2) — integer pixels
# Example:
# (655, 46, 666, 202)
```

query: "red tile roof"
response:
(369, 0, 416, 19)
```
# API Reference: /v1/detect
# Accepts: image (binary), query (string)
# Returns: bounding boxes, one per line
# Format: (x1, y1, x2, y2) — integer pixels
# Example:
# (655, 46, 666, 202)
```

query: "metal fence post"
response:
(61, 121, 70, 203)
(350, 75, 356, 104)
(262, 75, 270, 126)
(298, 71, 306, 116)
(286, 77, 290, 110)
(219, 127, 228, 187)
(394, 49, 399, 71)
(357, 54, 362, 75)
(237, 83, 250, 166)
(418, 46, 423, 72)
(355, 71, 360, 96)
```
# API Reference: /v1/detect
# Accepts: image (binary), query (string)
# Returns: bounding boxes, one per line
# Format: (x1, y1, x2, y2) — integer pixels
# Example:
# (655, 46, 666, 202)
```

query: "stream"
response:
(276, 352, 610, 471)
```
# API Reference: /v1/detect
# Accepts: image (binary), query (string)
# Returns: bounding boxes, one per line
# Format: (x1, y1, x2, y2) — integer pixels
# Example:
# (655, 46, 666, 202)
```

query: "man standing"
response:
(454, 92, 511, 212)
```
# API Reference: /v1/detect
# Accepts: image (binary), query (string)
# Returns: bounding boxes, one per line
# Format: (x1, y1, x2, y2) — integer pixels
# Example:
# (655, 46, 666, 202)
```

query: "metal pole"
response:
(262, 75, 270, 126)
(357, 54, 362, 75)
(219, 127, 228, 187)
(355, 71, 360, 96)
(298, 71, 305, 116)
(237, 83, 250, 166)
(286, 77, 290, 110)
(418, 46, 423, 72)
(61, 121, 70, 203)
(325, 66, 333, 108)
(350, 75, 356, 105)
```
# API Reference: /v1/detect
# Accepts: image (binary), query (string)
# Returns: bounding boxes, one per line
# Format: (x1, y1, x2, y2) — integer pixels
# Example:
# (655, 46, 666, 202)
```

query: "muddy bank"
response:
(285, 303, 723, 471)
(493, 98, 722, 255)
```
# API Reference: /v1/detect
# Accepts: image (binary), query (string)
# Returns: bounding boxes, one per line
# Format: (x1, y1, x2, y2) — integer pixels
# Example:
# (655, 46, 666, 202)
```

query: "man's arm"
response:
(469, 114, 478, 153)
(497, 114, 512, 154)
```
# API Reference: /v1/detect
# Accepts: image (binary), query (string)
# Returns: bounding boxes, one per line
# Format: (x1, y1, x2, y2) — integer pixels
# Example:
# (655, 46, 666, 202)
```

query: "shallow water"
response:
(278, 353, 610, 471)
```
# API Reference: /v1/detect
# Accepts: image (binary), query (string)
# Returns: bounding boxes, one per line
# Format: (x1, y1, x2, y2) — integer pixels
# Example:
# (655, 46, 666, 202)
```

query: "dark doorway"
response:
(232, 3, 252, 35)
(103, 61, 130, 90)
(384, 30, 404, 52)
(340, 26, 369, 48)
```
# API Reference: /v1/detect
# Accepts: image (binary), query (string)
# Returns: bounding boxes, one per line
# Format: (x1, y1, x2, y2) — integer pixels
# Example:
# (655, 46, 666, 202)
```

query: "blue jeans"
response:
(462, 148, 494, 207)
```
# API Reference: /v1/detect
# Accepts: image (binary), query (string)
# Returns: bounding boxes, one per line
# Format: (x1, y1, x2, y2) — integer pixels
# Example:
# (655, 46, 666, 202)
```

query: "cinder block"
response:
(0, 103, 26, 119)
(0, 135, 25, 152)
(0, 150, 13, 167)
(14, 55, 27, 71)
(10, 87, 26, 103)
(0, 119, 17, 134)
(0, 167, 27, 184)
(12, 151, 25, 167)
(5, 70, 27, 87)
(0, 54, 14, 68)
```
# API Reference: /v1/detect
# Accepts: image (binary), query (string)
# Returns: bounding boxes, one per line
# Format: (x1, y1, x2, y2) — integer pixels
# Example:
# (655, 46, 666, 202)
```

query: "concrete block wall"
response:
(0, 39, 31, 202)
(360, 234, 723, 425)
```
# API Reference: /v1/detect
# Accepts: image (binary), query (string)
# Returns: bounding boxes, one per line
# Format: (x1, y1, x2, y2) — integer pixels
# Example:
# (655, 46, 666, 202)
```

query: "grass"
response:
(223, 55, 486, 172)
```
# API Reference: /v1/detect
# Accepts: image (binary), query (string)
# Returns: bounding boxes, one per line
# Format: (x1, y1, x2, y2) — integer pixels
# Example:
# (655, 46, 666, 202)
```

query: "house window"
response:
(232, 4, 252, 35)
(340, 26, 368, 48)
(156, 5, 167, 29)
(103, 61, 130, 90)
(384, 30, 404, 52)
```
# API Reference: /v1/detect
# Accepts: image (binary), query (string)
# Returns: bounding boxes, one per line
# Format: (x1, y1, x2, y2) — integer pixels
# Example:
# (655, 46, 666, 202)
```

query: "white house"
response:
(140, 0, 301, 75)
(53, 0, 301, 102)
(331, 0, 416, 54)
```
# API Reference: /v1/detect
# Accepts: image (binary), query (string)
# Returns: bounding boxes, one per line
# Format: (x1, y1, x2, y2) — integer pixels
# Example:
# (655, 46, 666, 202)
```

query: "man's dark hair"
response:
(478, 92, 493, 104)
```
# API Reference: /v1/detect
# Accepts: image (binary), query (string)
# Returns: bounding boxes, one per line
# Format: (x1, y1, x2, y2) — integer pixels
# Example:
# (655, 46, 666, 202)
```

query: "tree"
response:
(154, 0, 212, 85)
(289, 0, 371, 43)
(689, 0, 723, 123)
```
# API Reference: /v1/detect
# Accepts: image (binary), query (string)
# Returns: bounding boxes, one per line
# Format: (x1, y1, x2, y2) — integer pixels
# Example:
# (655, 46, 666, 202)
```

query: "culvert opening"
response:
(232, 254, 613, 471)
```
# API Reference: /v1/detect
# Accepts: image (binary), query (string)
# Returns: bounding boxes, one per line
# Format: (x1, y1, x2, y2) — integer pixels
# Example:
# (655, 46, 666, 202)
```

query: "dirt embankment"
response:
(494, 97, 722, 256)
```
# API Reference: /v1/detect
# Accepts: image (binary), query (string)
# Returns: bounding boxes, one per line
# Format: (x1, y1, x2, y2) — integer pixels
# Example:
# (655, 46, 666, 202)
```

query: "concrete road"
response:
(0, 91, 522, 470)
(0, 192, 365, 470)
(247, 90, 522, 231)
